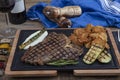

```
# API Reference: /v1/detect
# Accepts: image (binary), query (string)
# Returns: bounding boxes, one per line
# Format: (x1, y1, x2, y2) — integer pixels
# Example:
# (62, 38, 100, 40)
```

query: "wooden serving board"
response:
(74, 28, 120, 76)
(5, 28, 120, 77)
(5, 28, 57, 77)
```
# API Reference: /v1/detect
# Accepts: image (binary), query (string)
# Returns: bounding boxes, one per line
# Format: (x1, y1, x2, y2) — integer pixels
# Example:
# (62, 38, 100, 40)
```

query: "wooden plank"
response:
(74, 69, 120, 76)
(5, 29, 57, 77)
(107, 28, 120, 65)
(74, 28, 120, 76)
(5, 28, 120, 77)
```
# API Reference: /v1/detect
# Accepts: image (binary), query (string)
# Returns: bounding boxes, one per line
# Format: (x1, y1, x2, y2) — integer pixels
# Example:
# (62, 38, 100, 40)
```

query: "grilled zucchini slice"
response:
(83, 44, 104, 64)
(97, 50, 112, 63)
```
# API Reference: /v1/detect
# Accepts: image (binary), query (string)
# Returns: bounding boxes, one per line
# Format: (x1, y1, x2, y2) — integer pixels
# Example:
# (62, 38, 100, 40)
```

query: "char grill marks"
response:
(21, 32, 82, 65)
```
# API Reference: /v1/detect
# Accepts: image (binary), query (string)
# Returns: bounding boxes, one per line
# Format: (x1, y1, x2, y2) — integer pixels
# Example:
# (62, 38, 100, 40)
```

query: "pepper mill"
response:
(56, 16, 72, 28)
(43, 6, 82, 28)
(43, 6, 82, 18)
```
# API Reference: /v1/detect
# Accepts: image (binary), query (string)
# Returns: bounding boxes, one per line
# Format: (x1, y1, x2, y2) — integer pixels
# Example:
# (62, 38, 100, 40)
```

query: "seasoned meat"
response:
(21, 32, 83, 65)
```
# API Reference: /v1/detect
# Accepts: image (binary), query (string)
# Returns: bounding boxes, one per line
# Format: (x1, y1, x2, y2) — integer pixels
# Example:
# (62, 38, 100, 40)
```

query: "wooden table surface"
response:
(0, 0, 120, 80)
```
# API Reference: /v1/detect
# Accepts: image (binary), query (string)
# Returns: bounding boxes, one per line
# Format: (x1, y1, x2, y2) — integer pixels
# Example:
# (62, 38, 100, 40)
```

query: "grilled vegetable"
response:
(83, 44, 104, 64)
(47, 59, 79, 66)
(97, 50, 112, 63)
(19, 29, 48, 50)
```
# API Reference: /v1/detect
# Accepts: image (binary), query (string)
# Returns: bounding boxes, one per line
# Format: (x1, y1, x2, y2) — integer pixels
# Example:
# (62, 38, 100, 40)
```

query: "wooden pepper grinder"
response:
(59, 6, 82, 17)
(56, 16, 72, 28)
(43, 6, 82, 18)
(43, 6, 59, 19)
(43, 6, 82, 28)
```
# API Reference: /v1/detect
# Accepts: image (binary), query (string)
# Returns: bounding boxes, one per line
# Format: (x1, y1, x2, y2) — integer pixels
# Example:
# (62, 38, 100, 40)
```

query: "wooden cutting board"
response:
(5, 28, 120, 77)
(5, 28, 57, 77)
(74, 28, 120, 76)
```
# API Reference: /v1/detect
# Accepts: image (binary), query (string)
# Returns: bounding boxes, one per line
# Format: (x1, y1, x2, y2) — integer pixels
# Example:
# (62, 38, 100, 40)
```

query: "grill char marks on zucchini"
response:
(83, 43, 104, 64)
(97, 50, 112, 63)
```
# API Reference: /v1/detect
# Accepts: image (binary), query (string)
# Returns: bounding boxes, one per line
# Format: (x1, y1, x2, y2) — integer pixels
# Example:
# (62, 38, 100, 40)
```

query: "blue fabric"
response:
(99, 0, 120, 16)
(27, 0, 120, 28)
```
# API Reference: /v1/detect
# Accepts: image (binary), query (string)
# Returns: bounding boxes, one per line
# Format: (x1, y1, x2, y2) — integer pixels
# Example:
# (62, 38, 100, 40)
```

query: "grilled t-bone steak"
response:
(21, 32, 83, 65)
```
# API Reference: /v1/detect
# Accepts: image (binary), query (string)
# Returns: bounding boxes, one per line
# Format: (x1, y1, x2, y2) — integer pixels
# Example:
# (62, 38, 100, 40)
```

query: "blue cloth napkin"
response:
(27, 0, 120, 28)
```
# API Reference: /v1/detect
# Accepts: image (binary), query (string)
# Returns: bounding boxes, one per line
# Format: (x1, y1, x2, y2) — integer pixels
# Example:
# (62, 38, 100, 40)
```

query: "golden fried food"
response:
(74, 28, 86, 36)
(89, 33, 99, 40)
(69, 24, 111, 64)
(85, 42, 91, 48)
(85, 24, 94, 32)
(69, 34, 80, 45)
(69, 24, 109, 49)
(92, 26, 106, 33)
(91, 38, 106, 47)
(98, 32, 107, 41)
(105, 43, 110, 49)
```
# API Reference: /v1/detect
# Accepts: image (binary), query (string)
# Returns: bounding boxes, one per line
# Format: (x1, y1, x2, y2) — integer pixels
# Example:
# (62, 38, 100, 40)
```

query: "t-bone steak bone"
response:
(21, 32, 83, 65)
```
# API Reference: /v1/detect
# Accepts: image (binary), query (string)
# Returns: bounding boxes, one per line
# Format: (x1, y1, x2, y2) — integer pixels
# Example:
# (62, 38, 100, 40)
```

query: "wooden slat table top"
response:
(0, 0, 120, 80)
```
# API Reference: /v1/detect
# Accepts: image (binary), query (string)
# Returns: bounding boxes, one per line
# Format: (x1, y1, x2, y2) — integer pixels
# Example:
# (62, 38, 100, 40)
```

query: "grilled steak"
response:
(21, 32, 83, 65)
